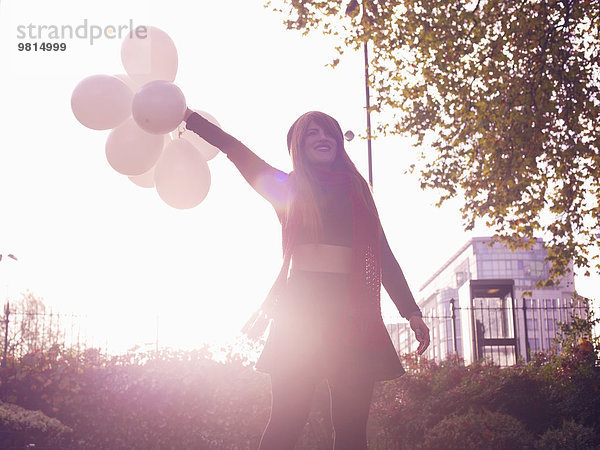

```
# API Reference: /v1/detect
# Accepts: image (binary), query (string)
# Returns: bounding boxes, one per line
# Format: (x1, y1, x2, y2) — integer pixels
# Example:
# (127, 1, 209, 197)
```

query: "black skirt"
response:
(255, 270, 405, 381)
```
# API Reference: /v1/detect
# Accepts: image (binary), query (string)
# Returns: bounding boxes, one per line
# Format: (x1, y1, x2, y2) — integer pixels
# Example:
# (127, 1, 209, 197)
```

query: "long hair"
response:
(285, 111, 379, 240)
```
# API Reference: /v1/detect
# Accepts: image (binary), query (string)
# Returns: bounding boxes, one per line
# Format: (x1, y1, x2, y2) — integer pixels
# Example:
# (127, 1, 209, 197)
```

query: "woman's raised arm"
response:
(185, 110, 290, 215)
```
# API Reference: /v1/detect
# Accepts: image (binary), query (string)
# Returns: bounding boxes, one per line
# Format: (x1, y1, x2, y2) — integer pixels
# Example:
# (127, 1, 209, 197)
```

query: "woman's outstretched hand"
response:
(409, 316, 430, 355)
(183, 107, 194, 122)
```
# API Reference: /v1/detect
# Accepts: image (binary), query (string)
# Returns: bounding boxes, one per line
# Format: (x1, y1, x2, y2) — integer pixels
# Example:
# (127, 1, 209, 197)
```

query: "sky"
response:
(1, 0, 598, 354)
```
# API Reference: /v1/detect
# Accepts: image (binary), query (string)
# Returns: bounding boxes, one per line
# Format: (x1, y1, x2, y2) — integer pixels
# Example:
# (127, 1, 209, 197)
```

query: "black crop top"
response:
(295, 182, 354, 246)
(185, 113, 421, 319)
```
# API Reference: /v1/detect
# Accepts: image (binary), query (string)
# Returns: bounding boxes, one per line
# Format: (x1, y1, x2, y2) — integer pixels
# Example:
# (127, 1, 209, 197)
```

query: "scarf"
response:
(242, 167, 389, 349)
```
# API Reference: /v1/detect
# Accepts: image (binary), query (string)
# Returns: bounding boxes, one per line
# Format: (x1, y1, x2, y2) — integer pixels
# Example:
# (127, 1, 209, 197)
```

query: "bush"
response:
(368, 347, 600, 449)
(0, 315, 598, 449)
(0, 401, 72, 449)
(421, 409, 534, 450)
(1, 346, 272, 449)
(534, 420, 597, 449)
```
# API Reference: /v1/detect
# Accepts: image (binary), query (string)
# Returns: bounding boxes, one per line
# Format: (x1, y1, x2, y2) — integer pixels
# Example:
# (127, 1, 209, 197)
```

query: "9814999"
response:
(17, 42, 66, 51)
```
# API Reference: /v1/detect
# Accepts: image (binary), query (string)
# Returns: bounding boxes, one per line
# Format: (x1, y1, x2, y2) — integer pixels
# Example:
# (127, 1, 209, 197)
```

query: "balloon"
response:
(174, 109, 221, 161)
(114, 73, 141, 93)
(128, 135, 171, 188)
(71, 74, 133, 130)
(129, 167, 156, 188)
(154, 139, 211, 209)
(121, 26, 178, 86)
(105, 118, 164, 175)
(132, 80, 186, 134)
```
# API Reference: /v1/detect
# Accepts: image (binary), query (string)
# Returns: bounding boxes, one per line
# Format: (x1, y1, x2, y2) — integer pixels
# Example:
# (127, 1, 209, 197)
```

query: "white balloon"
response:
(174, 109, 221, 161)
(121, 26, 178, 86)
(154, 139, 211, 209)
(128, 135, 171, 188)
(129, 167, 156, 188)
(132, 80, 186, 135)
(114, 73, 141, 94)
(71, 74, 132, 130)
(105, 118, 164, 175)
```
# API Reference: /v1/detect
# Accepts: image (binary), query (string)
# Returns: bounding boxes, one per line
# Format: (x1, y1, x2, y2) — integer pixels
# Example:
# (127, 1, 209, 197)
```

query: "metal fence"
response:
(387, 297, 592, 366)
(517, 297, 584, 356)
(2, 295, 593, 368)
(1, 301, 89, 366)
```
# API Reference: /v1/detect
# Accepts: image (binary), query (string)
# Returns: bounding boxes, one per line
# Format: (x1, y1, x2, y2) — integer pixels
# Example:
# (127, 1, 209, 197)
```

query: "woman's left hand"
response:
(409, 316, 430, 355)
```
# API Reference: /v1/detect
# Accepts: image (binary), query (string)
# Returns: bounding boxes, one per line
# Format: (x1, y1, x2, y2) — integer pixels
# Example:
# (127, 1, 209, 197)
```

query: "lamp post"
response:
(345, 0, 374, 188)
(363, 41, 373, 188)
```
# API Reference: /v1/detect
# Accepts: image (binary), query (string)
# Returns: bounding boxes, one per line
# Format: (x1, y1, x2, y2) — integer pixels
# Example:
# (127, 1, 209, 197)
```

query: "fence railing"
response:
(2, 297, 593, 368)
(1, 301, 89, 366)
(386, 297, 591, 365)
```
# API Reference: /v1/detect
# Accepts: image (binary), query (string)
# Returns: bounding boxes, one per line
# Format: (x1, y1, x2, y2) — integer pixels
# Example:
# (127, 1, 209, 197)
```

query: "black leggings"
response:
(259, 370, 374, 450)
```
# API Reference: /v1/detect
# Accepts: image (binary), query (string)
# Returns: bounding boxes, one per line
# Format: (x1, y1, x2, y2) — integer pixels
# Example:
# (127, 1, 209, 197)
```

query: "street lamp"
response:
(363, 40, 373, 188)
(345, 0, 374, 188)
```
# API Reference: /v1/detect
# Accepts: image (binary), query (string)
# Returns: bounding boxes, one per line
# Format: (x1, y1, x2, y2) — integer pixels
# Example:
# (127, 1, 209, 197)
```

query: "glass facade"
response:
(475, 239, 549, 288)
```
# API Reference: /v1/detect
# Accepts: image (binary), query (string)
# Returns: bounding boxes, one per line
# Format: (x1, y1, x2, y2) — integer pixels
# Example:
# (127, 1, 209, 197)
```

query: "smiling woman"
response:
(183, 107, 429, 450)
(302, 121, 338, 165)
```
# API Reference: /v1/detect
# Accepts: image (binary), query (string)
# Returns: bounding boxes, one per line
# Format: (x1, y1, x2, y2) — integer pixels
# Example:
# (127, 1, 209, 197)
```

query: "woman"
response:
(184, 109, 430, 450)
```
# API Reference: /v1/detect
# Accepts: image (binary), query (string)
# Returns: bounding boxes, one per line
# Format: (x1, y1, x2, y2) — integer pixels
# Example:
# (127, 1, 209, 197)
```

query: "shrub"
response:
(368, 343, 600, 450)
(421, 409, 534, 450)
(0, 315, 598, 449)
(0, 401, 72, 449)
(1, 346, 272, 449)
(534, 420, 597, 449)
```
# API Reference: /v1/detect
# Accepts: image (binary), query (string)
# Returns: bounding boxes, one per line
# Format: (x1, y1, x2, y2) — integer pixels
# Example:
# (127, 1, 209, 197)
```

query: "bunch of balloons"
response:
(71, 26, 218, 209)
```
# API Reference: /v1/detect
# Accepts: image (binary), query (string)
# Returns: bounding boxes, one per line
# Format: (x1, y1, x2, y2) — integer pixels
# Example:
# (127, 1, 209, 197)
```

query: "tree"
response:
(3, 292, 63, 357)
(267, 0, 600, 285)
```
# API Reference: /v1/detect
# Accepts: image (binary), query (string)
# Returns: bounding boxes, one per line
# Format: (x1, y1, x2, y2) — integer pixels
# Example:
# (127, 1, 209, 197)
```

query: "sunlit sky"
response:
(1, 0, 598, 353)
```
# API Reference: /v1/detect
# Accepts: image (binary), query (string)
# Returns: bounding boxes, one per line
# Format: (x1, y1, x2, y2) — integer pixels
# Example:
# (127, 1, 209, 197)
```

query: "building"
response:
(386, 237, 584, 366)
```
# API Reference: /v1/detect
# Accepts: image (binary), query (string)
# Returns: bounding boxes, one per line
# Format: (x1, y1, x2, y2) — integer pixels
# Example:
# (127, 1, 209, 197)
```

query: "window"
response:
(526, 318, 539, 330)
(545, 318, 559, 332)
(528, 338, 540, 351)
